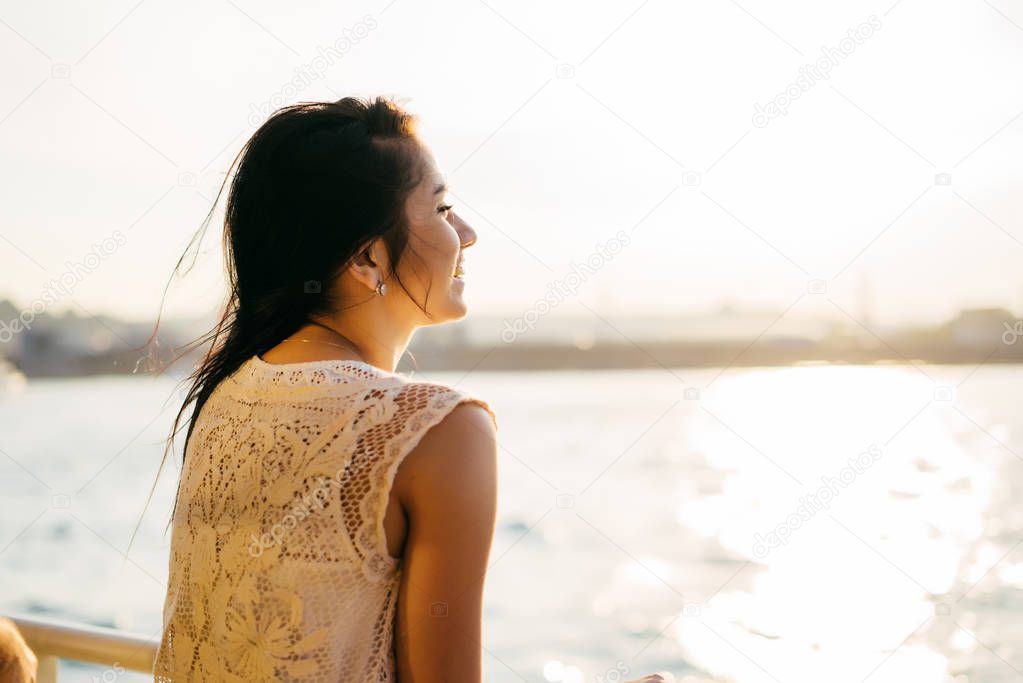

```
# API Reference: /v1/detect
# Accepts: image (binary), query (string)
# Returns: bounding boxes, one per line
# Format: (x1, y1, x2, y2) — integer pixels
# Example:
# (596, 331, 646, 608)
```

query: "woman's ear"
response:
(345, 237, 388, 291)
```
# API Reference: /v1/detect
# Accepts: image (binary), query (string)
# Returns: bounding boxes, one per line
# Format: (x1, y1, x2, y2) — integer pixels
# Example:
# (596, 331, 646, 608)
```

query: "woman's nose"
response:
(453, 211, 477, 248)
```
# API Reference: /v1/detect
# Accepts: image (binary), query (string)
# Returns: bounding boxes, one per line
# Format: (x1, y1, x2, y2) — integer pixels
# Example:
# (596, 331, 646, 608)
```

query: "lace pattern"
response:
(153, 356, 497, 681)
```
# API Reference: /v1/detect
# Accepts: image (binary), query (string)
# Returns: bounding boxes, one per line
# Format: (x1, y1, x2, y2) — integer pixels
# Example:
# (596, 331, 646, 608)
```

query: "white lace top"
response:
(153, 355, 497, 682)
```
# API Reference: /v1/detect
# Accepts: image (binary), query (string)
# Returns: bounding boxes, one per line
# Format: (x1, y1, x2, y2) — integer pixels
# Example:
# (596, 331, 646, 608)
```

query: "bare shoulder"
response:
(393, 400, 498, 513)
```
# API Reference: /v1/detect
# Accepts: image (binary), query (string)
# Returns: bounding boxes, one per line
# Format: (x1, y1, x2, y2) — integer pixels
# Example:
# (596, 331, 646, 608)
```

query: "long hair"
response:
(132, 95, 432, 545)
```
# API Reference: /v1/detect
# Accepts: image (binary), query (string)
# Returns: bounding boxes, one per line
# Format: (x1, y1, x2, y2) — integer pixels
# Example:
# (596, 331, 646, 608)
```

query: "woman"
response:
(151, 96, 664, 682)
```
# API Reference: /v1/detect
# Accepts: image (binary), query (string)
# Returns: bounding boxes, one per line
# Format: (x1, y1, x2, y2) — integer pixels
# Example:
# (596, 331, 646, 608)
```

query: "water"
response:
(0, 363, 1020, 682)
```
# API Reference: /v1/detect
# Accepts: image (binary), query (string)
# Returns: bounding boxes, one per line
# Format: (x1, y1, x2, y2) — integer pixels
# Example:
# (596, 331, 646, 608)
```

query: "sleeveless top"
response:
(152, 355, 498, 682)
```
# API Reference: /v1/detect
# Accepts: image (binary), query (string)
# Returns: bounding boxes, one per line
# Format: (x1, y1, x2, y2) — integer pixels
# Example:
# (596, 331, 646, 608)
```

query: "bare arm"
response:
(0, 617, 37, 683)
(393, 403, 498, 683)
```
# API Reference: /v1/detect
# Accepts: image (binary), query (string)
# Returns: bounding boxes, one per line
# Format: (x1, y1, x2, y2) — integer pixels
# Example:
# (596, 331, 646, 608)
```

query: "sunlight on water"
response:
(674, 365, 1011, 682)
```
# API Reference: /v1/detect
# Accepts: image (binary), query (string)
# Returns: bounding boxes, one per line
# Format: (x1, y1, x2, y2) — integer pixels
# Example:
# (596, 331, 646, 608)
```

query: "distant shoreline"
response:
(9, 339, 1021, 378)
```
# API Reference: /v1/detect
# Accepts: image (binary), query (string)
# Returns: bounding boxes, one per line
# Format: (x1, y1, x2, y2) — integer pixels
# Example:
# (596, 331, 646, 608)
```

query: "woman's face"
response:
(394, 143, 477, 323)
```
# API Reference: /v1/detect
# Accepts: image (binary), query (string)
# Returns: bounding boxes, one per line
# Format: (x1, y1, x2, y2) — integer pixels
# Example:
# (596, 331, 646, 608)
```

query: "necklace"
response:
(278, 325, 366, 361)
(275, 339, 372, 367)
(305, 320, 358, 347)
(278, 338, 362, 354)
(276, 321, 373, 363)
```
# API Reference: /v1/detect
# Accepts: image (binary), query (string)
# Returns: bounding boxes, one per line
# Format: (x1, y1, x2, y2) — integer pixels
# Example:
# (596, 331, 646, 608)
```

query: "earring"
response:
(375, 281, 387, 296)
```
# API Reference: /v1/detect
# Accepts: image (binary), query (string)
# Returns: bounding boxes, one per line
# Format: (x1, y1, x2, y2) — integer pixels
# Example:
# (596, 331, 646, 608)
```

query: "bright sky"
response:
(1, 0, 1021, 328)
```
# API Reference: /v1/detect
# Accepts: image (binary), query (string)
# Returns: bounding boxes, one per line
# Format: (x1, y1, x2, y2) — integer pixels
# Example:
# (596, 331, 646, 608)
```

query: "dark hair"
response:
(132, 95, 432, 544)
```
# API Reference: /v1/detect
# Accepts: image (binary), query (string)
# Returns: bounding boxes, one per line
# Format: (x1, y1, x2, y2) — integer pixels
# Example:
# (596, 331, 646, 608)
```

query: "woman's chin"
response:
(446, 282, 469, 316)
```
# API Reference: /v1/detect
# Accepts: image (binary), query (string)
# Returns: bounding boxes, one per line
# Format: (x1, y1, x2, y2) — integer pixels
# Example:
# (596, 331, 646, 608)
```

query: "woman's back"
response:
(153, 355, 497, 682)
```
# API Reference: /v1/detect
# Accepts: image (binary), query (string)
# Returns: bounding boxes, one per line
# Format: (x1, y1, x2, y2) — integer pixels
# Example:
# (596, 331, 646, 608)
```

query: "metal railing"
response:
(5, 614, 158, 682)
